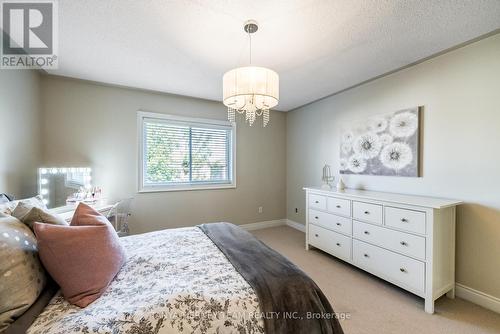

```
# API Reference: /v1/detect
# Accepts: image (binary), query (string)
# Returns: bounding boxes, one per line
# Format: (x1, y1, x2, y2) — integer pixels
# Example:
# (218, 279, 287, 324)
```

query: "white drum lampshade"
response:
(223, 67, 279, 127)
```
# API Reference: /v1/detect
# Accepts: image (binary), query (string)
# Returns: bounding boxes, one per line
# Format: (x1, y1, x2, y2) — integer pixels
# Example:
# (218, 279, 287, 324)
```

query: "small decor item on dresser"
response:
(321, 164, 335, 190)
(340, 107, 421, 177)
(337, 177, 346, 191)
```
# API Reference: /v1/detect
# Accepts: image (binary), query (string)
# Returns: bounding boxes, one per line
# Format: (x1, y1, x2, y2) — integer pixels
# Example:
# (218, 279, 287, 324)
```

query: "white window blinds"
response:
(139, 113, 235, 191)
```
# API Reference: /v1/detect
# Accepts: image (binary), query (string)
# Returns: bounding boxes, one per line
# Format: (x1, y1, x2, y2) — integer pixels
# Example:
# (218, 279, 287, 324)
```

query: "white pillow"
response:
(0, 195, 46, 216)
(0, 202, 17, 216)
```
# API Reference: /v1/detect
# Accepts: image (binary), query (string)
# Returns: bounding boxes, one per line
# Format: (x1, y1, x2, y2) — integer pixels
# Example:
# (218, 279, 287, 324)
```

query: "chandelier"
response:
(223, 20, 279, 127)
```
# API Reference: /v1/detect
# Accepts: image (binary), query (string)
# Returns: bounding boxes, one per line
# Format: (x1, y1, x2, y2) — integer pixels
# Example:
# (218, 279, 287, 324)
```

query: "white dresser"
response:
(304, 187, 462, 313)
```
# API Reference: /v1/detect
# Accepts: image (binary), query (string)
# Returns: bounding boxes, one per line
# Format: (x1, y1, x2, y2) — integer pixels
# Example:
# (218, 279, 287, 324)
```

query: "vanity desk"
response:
(50, 202, 114, 223)
(304, 186, 462, 314)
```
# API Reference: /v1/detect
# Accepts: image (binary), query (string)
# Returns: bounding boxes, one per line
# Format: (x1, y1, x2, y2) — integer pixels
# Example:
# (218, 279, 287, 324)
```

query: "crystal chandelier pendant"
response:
(228, 107, 236, 123)
(263, 109, 269, 127)
(246, 103, 257, 126)
(222, 20, 279, 128)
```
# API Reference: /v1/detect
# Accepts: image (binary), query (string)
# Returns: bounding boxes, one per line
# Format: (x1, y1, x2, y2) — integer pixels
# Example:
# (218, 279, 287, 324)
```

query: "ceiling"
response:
(50, 0, 500, 111)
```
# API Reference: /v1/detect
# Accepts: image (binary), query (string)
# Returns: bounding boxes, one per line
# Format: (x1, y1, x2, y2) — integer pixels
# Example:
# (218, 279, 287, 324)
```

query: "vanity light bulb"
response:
(41, 179, 48, 185)
(42, 199, 49, 205)
(40, 168, 48, 174)
(41, 189, 48, 195)
(51, 168, 58, 174)
(60, 168, 67, 173)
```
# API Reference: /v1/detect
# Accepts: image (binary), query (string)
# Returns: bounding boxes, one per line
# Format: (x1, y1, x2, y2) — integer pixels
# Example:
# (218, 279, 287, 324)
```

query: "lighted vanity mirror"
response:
(38, 167, 92, 209)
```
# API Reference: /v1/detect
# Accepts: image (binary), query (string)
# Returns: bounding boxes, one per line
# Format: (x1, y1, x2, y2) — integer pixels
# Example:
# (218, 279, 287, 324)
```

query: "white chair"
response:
(106, 198, 133, 237)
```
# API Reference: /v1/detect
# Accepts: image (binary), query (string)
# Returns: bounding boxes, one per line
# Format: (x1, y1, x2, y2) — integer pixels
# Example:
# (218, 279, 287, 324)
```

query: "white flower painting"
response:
(353, 132, 382, 159)
(340, 107, 420, 176)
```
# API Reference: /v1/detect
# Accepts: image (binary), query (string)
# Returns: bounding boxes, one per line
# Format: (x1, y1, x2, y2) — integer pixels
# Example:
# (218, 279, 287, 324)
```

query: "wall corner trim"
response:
(239, 219, 287, 231)
(238, 219, 306, 232)
(285, 219, 306, 232)
(455, 283, 500, 314)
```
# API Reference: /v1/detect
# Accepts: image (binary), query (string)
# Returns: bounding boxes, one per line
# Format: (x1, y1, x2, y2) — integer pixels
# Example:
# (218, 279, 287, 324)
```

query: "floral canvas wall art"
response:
(340, 107, 420, 177)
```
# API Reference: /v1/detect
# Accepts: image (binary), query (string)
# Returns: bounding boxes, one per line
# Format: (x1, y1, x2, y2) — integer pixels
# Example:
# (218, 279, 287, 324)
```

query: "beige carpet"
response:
(251, 226, 500, 334)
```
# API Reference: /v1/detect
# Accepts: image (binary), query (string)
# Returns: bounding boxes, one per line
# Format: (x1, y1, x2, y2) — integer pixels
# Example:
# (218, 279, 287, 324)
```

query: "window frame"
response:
(137, 111, 236, 193)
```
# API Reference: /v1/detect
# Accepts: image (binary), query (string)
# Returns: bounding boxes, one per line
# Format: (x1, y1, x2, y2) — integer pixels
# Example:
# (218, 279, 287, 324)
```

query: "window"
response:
(138, 111, 235, 192)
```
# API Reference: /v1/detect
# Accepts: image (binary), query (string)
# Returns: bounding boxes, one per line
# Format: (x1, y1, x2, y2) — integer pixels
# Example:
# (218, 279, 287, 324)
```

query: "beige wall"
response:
(286, 34, 500, 298)
(0, 70, 41, 199)
(39, 76, 286, 234)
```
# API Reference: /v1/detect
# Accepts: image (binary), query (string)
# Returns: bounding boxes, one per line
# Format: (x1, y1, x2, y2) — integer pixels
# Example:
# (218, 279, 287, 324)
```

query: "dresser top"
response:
(303, 187, 462, 209)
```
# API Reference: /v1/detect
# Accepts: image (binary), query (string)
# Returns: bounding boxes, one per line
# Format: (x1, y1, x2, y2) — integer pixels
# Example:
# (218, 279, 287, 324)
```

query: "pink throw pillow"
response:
(33, 203, 125, 307)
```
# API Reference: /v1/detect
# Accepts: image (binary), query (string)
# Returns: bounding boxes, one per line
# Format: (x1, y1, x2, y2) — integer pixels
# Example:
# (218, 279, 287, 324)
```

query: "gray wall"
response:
(4, 31, 499, 303)
(39, 76, 286, 233)
(0, 70, 41, 199)
(286, 34, 500, 298)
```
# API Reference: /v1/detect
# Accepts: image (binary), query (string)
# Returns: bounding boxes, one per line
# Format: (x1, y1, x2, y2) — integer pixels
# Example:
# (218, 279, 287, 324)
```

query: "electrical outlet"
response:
(258, 206, 263, 213)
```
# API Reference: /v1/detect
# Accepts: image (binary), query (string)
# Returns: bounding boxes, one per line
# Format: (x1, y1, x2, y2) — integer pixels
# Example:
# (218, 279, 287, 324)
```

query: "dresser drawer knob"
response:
(314, 216, 319, 219)
(400, 241, 408, 246)
(364, 231, 370, 235)
(400, 268, 407, 273)
(363, 253, 369, 258)
(314, 234, 319, 237)
(401, 218, 408, 222)
(364, 211, 370, 214)
(336, 223, 341, 226)
(336, 205, 341, 208)
(336, 243, 341, 247)
(315, 201, 319, 204)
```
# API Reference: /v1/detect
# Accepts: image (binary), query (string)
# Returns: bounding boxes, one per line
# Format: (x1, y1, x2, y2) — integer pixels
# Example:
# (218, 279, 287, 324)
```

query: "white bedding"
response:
(28, 227, 265, 333)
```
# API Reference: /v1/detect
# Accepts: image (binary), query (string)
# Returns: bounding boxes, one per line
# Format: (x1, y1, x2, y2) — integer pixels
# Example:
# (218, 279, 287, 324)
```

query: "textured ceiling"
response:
(49, 0, 500, 111)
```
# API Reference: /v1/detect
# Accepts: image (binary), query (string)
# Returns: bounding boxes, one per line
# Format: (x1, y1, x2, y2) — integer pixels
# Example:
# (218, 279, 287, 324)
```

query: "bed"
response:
(6, 222, 343, 334)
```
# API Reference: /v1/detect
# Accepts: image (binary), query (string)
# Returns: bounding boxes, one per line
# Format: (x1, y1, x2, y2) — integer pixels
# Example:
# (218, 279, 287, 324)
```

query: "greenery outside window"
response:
(138, 111, 236, 192)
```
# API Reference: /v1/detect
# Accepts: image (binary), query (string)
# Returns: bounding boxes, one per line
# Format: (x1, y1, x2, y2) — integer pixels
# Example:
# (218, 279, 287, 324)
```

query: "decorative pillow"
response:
(0, 216, 47, 332)
(0, 195, 46, 216)
(0, 194, 11, 204)
(12, 204, 67, 230)
(0, 201, 17, 216)
(34, 203, 125, 307)
(10, 196, 47, 220)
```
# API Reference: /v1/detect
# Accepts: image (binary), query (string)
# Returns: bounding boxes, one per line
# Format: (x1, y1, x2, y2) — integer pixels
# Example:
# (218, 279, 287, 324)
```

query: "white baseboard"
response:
(239, 219, 286, 231)
(239, 219, 306, 232)
(456, 283, 500, 314)
(285, 219, 306, 232)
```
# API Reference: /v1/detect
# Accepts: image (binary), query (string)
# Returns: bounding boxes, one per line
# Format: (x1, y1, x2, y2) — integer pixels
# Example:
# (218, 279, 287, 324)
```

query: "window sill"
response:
(138, 183, 236, 193)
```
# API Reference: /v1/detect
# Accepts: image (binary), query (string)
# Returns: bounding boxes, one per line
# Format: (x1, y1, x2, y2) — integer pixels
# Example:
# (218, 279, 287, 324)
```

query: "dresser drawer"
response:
(353, 201, 383, 224)
(385, 207, 426, 235)
(353, 220, 426, 260)
(327, 197, 351, 217)
(353, 240, 425, 294)
(309, 194, 327, 210)
(309, 209, 352, 236)
(309, 224, 352, 262)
